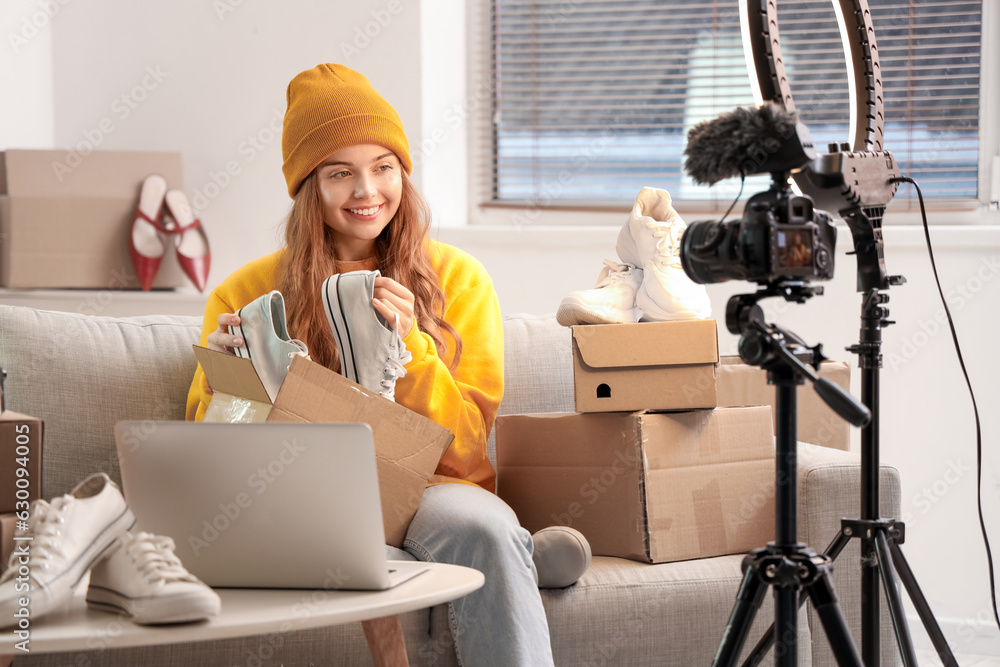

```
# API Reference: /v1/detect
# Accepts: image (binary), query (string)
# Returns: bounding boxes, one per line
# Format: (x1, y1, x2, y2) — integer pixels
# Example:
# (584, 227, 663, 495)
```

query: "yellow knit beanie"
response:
(281, 64, 412, 198)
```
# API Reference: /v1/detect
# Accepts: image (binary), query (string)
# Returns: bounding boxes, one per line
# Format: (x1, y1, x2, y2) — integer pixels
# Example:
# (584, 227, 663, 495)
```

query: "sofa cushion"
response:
(488, 313, 574, 465)
(0, 305, 202, 499)
(498, 313, 574, 416)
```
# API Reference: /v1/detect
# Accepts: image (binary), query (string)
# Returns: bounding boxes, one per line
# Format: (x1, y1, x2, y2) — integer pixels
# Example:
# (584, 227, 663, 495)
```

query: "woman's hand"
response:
(206, 312, 244, 355)
(372, 276, 415, 338)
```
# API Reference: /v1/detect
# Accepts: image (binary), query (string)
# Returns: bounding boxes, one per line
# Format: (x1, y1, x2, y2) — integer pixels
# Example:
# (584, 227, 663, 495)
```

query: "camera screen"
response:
(776, 227, 813, 269)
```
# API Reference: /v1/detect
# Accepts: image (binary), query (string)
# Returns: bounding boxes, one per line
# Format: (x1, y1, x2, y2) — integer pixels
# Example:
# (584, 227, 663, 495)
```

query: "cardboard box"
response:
(571, 319, 719, 413)
(0, 149, 189, 288)
(717, 356, 851, 451)
(0, 411, 43, 514)
(496, 406, 775, 564)
(0, 513, 16, 575)
(193, 347, 453, 548)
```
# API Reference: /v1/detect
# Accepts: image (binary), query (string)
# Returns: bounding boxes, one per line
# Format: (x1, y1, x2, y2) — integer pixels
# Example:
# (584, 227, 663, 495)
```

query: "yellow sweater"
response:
(185, 239, 504, 492)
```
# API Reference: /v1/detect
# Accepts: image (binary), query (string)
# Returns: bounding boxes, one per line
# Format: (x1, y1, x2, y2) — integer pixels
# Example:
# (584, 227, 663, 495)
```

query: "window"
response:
(486, 0, 985, 210)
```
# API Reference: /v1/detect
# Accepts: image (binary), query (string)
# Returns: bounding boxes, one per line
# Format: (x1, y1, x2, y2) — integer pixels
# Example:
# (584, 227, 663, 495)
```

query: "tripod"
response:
(714, 284, 872, 667)
(740, 210, 959, 667)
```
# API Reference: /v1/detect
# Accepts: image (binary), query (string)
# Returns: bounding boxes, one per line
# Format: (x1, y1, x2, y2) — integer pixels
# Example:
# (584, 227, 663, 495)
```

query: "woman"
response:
(185, 63, 555, 665)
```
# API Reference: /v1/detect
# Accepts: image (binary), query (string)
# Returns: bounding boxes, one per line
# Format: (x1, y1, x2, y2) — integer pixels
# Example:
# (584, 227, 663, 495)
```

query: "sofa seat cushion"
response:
(0, 306, 202, 499)
(543, 554, 812, 665)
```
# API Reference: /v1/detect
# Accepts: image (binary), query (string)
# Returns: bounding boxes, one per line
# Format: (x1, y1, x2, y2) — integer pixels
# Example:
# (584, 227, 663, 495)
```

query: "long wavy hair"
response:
(277, 169, 462, 373)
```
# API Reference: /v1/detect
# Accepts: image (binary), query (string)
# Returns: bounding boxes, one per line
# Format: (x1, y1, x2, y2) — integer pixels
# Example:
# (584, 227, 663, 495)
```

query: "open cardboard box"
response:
(193, 347, 453, 547)
(717, 355, 851, 450)
(571, 319, 719, 413)
(496, 406, 775, 564)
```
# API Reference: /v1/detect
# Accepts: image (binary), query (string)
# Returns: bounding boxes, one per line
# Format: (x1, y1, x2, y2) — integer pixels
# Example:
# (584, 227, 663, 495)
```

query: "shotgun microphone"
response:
(683, 103, 817, 185)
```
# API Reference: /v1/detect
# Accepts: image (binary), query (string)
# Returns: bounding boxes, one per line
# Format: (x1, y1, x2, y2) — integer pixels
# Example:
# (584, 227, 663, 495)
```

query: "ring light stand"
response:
(736, 2, 958, 665)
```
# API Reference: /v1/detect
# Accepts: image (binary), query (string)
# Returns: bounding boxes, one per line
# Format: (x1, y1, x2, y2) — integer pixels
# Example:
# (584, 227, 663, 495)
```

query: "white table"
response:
(1, 562, 483, 666)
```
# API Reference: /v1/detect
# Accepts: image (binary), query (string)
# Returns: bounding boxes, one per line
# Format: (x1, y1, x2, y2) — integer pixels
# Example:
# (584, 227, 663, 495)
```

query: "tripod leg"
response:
(872, 531, 918, 667)
(715, 561, 769, 667)
(805, 566, 864, 667)
(825, 528, 853, 562)
(774, 587, 800, 667)
(740, 528, 855, 666)
(887, 538, 960, 667)
(863, 536, 881, 666)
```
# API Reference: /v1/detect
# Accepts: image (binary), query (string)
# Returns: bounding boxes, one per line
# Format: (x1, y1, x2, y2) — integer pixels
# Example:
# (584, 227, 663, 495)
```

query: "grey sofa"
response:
(0, 305, 901, 666)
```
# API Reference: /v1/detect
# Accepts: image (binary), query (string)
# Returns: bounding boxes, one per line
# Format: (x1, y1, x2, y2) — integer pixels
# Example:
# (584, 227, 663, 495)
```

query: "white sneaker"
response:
(86, 531, 220, 625)
(322, 271, 412, 401)
(556, 260, 644, 327)
(230, 290, 310, 402)
(532, 526, 592, 589)
(0, 473, 134, 628)
(616, 187, 712, 321)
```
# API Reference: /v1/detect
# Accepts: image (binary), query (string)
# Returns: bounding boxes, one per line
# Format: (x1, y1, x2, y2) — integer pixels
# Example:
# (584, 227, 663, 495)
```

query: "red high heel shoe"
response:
(129, 174, 170, 291)
(163, 190, 211, 292)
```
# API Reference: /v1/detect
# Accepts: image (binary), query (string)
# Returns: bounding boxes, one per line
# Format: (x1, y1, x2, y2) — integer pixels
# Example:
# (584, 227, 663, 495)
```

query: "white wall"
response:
(0, 0, 55, 147)
(10, 0, 425, 285)
(3, 0, 999, 655)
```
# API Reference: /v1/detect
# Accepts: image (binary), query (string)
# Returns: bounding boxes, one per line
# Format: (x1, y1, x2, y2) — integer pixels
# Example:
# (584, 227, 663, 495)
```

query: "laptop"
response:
(113, 421, 429, 590)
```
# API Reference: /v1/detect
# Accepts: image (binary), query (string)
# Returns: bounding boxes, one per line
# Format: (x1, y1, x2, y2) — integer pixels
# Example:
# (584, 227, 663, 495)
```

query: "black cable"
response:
(890, 175, 998, 632)
(718, 175, 746, 224)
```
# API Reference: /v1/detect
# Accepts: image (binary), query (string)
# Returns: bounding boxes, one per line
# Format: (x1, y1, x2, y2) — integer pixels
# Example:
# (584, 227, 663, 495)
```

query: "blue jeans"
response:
(386, 483, 555, 666)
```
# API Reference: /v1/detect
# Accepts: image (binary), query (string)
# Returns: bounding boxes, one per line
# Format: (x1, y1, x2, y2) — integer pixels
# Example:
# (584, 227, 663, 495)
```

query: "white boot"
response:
(556, 260, 644, 326)
(616, 187, 712, 321)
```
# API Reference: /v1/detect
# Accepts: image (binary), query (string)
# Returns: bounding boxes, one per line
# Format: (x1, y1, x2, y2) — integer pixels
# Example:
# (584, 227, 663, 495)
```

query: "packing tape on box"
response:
(203, 393, 272, 423)
(691, 479, 727, 555)
(645, 474, 729, 560)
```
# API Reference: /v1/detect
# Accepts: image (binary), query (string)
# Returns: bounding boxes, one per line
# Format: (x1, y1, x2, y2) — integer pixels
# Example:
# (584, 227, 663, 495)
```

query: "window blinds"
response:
(489, 0, 983, 208)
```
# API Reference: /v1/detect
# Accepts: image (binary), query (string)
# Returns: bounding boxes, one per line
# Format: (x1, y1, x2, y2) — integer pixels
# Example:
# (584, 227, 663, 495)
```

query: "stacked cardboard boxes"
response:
(570, 320, 719, 412)
(497, 319, 782, 564)
(717, 355, 852, 451)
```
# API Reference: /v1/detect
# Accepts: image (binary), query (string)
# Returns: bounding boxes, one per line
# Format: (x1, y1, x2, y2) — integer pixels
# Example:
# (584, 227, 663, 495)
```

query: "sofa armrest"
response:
(797, 442, 900, 548)
(796, 442, 903, 667)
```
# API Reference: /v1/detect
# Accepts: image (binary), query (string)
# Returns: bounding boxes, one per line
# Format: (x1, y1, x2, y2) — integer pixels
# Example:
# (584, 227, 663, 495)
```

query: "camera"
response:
(680, 181, 837, 286)
(680, 103, 838, 286)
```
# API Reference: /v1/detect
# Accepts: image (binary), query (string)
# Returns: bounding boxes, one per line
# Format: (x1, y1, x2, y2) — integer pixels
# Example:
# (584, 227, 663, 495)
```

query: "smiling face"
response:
(315, 143, 403, 261)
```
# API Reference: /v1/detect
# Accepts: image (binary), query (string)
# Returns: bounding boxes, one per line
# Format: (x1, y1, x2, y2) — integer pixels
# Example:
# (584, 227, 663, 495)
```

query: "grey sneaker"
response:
(87, 531, 220, 625)
(229, 290, 310, 402)
(532, 526, 592, 589)
(322, 270, 412, 401)
(0, 473, 135, 628)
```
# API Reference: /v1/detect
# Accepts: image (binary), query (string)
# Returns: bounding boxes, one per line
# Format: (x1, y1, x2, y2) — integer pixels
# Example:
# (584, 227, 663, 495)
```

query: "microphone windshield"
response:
(684, 104, 815, 186)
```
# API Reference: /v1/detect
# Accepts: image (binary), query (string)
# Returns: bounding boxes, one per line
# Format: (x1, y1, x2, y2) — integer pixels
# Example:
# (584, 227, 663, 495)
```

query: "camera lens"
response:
(680, 221, 733, 284)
